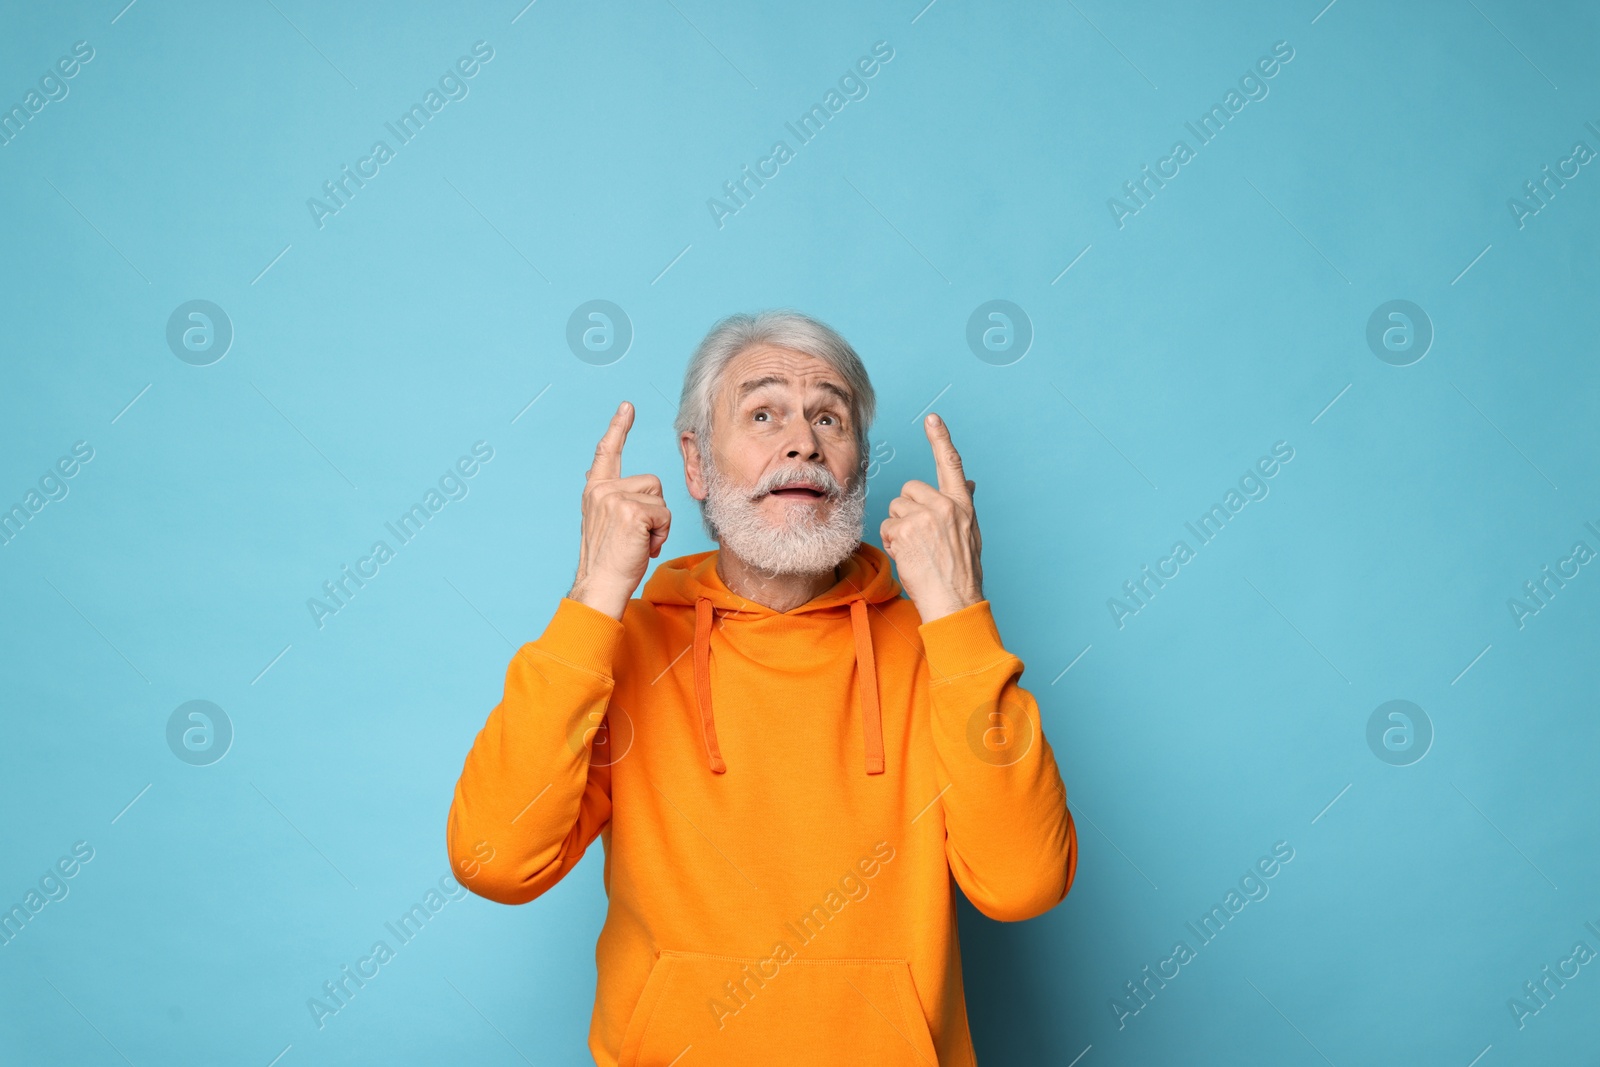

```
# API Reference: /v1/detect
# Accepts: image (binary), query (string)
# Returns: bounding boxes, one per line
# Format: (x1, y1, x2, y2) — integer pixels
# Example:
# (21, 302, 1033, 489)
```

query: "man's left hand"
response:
(881, 413, 985, 624)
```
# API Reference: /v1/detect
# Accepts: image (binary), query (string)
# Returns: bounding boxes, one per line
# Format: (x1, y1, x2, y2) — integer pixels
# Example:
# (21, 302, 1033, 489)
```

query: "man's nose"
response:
(783, 422, 822, 461)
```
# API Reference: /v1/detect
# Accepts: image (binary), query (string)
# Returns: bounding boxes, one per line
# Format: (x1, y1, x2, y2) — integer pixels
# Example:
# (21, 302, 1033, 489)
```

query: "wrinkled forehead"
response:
(714, 344, 854, 414)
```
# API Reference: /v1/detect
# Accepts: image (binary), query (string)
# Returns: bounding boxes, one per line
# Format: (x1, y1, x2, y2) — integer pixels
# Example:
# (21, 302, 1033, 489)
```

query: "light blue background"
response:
(3, 1, 1597, 1064)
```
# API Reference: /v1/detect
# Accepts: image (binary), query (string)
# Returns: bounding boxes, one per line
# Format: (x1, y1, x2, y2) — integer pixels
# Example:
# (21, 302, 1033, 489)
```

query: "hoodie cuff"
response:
(519, 597, 627, 681)
(917, 600, 1011, 679)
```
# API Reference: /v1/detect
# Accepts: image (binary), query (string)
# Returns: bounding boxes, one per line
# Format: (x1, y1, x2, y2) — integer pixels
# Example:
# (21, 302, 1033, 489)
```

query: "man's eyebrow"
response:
(734, 375, 853, 408)
(815, 380, 852, 407)
(732, 374, 857, 412)
(735, 375, 787, 399)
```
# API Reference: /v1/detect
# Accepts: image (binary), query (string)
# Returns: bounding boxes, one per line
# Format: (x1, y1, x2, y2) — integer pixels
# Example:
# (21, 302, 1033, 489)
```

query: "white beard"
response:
(701, 453, 866, 577)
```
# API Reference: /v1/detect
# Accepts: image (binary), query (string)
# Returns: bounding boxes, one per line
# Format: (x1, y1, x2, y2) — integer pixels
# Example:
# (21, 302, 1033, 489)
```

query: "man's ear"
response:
(680, 431, 707, 501)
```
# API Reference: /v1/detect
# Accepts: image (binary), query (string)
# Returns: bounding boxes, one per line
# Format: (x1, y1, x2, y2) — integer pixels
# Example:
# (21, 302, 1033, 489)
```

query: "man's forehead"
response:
(723, 345, 852, 400)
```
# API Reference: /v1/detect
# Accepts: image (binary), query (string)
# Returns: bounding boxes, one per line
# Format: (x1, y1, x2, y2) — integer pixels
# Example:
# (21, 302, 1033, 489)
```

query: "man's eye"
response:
(753, 410, 769, 422)
(818, 415, 836, 425)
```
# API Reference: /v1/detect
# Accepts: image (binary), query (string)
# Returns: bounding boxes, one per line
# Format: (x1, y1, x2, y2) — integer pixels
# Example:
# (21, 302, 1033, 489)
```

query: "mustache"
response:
(751, 465, 846, 499)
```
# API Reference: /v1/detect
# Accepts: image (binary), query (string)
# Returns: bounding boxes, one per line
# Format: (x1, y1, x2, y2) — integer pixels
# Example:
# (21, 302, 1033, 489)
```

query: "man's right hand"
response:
(568, 401, 671, 621)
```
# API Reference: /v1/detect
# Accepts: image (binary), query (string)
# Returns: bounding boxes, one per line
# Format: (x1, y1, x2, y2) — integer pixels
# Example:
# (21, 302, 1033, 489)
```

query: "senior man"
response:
(447, 310, 1077, 1065)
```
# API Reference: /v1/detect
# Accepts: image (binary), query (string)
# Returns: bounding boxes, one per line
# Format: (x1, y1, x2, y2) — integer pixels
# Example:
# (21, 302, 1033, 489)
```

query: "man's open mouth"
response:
(767, 484, 827, 499)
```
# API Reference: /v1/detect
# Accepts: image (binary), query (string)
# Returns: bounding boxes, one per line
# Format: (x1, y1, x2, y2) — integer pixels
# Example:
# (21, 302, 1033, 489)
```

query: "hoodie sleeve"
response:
(917, 599, 1078, 922)
(446, 597, 623, 905)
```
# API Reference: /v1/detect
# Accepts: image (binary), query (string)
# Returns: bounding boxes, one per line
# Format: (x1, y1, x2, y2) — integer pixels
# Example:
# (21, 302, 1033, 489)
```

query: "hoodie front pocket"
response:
(618, 950, 939, 1066)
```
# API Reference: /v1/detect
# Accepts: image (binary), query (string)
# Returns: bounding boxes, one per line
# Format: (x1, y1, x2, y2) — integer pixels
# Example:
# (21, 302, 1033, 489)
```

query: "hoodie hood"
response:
(641, 540, 902, 616)
(641, 542, 902, 776)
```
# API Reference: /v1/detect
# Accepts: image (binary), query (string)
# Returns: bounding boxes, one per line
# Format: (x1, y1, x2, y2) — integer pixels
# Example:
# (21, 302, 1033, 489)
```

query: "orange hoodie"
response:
(446, 542, 1077, 1065)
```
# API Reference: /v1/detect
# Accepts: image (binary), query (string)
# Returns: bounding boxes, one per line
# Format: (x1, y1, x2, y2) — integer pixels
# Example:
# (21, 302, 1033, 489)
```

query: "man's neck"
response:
(715, 548, 843, 613)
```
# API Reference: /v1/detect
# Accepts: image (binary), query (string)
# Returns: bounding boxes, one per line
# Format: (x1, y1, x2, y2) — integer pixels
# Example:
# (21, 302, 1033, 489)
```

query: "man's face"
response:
(681, 344, 866, 574)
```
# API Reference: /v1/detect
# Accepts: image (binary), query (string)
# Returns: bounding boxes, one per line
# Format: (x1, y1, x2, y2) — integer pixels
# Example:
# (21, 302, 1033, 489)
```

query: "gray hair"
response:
(675, 309, 876, 468)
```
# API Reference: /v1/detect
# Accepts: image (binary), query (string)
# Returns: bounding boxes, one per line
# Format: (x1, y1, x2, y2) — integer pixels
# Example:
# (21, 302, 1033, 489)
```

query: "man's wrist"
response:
(912, 588, 984, 624)
(568, 577, 632, 621)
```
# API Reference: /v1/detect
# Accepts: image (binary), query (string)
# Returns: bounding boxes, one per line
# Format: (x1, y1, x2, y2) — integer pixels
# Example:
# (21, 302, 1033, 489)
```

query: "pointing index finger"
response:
(924, 412, 970, 499)
(589, 401, 633, 481)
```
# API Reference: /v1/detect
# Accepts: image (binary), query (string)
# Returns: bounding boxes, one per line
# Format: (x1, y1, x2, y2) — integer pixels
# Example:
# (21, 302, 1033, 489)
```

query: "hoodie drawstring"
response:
(690, 595, 885, 777)
(851, 599, 886, 775)
(693, 597, 726, 774)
